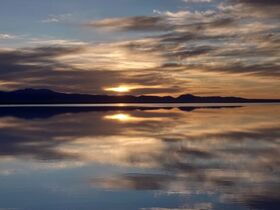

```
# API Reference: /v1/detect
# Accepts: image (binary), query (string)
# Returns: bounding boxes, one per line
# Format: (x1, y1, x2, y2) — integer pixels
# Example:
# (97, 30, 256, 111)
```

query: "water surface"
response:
(0, 104, 279, 210)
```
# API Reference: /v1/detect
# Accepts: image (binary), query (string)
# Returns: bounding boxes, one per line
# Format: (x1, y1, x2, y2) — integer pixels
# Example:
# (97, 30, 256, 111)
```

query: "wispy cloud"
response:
(42, 13, 72, 23)
(0, 0, 279, 98)
(182, 0, 212, 3)
(0, 33, 16, 39)
(83, 0, 277, 97)
(86, 16, 172, 32)
(28, 39, 87, 46)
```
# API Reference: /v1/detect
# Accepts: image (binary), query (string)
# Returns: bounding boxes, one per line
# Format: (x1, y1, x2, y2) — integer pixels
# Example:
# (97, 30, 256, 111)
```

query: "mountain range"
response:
(0, 88, 279, 104)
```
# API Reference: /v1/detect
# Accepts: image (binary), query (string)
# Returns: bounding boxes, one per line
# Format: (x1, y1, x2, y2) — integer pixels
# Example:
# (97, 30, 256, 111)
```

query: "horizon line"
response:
(1, 88, 280, 100)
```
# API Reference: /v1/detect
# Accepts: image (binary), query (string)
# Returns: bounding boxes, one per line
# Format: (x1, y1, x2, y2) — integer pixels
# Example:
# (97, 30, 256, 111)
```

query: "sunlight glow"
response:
(104, 86, 132, 93)
(104, 113, 133, 122)
(104, 112, 163, 123)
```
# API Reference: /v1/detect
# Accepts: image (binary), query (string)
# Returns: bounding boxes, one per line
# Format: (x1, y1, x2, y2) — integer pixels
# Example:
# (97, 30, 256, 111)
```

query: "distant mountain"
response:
(0, 88, 279, 104)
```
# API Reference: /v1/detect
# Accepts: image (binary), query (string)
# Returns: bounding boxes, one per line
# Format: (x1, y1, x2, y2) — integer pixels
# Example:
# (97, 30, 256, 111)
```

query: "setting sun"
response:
(104, 86, 132, 93)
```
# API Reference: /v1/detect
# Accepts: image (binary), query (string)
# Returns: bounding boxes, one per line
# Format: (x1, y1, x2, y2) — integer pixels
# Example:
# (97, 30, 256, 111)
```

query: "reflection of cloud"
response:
(94, 173, 175, 190)
(141, 203, 213, 210)
(104, 113, 163, 123)
(0, 106, 279, 209)
(104, 113, 137, 122)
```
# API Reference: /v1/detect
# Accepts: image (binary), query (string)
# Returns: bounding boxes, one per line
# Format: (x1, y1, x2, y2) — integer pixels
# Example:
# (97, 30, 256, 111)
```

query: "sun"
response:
(104, 85, 132, 93)
(104, 113, 132, 122)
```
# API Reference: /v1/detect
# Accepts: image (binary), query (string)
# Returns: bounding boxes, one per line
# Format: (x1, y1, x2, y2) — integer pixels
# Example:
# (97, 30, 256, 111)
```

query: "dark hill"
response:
(0, 88, 279, 104)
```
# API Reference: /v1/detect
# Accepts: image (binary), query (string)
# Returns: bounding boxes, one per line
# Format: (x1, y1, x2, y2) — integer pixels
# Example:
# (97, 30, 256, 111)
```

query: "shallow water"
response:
(0, 104, 279, 210)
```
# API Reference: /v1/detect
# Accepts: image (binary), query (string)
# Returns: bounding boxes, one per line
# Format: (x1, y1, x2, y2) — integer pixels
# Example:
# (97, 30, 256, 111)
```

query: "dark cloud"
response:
(94, 174, 174, 190)
(1, 0, 279, 97)
(167, 45, 215, 59)
(87, 16, 173, 32)
(0, 46, 177, 95)
(87, 14, 236, 33)
(189, 17, 237, 31)
(120, 17, 279, 78)
(232, 0, 280, 5)
(229, 0, 280, 18)
(156, 31, 234, 43)
(0, 46, 83, 77)
(206, 63, 280, 77)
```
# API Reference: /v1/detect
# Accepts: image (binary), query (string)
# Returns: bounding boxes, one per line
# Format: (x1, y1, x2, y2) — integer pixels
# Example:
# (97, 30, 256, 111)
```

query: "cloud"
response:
(0, 44, 182, 95)
(1, 0, 279, 98)
(0, 35, 279, 98)
(85, 9, 277, 80)
(0, 46, 121, 93)
(28, 39, 87, 46)
(95, 4, 279, 83)
(231, 0, 279, 5)
(86, 16, 173, 32)
(0, 33, 15, 39)
(221, 0, 280, 18)
(42, 13, 72, 23)
(183, 0, 212, 3)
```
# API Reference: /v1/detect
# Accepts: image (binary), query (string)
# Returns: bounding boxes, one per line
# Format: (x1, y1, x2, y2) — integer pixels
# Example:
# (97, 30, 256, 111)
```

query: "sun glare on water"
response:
(104, 113, 132, 122)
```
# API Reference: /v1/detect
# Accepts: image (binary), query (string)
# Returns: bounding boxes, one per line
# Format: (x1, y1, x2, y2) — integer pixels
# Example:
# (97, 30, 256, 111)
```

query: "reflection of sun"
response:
(104, 113, 163, 123)
(104, 86, 131, 93)
(104, 113, 133, 122)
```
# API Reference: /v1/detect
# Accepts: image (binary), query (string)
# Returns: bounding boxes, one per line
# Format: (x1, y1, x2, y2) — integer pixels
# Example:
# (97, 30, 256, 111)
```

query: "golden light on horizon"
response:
(104, 113, 133, 122)
(104, 113, 163, 123)
(104, 86, 132, 93)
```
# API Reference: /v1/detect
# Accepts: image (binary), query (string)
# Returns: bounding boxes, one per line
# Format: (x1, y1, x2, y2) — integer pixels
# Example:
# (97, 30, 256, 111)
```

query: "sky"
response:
(0, 0, 279, 98)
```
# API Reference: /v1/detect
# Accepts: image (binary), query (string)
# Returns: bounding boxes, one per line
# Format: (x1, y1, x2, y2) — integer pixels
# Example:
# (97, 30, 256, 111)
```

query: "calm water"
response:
(0, 104, 279, 210)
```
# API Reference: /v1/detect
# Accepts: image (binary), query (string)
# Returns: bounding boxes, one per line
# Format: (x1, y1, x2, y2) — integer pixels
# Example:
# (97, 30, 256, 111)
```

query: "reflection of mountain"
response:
(0, 106, 241, 119)
(0, 88, 279, 104)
